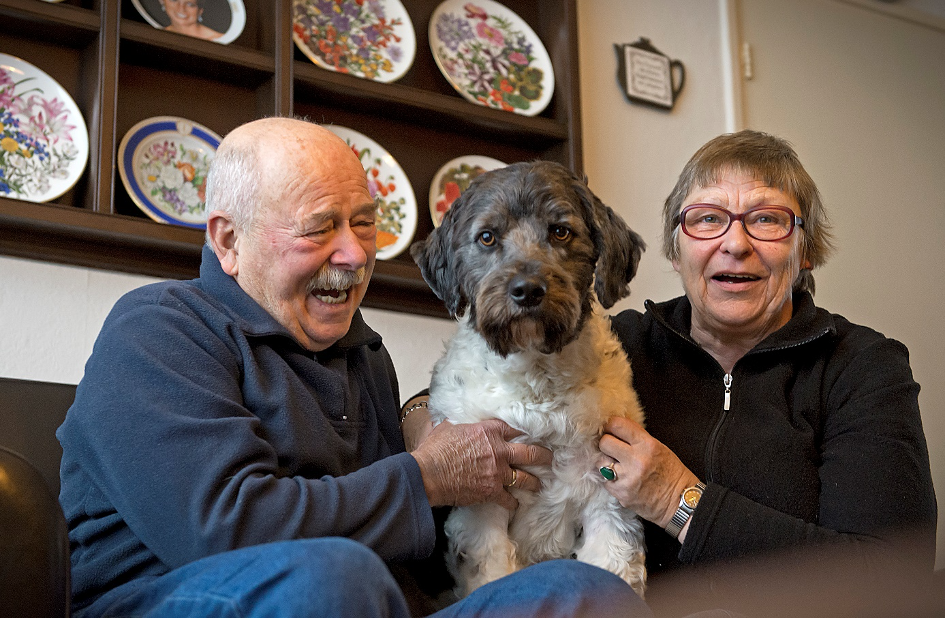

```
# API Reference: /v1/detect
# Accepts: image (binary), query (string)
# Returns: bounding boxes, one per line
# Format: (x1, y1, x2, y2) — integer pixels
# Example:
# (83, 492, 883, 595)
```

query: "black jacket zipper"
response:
(705, 373, 733, 482)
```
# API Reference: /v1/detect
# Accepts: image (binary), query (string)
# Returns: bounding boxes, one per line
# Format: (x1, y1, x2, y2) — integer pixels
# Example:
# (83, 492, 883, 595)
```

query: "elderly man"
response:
(57, 118, 647, 617)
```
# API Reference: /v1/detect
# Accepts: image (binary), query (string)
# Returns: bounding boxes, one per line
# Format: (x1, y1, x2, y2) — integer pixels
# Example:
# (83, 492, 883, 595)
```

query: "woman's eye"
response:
(551, 226, 572, 242)
(478, 231, 496, 247)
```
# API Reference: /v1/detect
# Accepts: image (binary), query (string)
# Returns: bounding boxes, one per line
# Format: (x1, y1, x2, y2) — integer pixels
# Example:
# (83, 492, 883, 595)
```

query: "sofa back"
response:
(0, 377, 76, 497)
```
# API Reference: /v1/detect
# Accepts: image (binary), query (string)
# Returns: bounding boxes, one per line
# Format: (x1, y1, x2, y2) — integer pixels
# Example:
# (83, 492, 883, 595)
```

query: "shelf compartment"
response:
(0, 0, 580, 319)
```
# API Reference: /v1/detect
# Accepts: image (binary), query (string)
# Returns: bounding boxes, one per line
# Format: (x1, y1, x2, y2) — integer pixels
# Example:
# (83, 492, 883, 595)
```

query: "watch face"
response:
(683, 487, 703, 508)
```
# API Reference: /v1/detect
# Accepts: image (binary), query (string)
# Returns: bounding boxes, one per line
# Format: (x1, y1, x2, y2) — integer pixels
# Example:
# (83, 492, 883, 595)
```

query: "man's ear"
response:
(206, 210, 240, 276)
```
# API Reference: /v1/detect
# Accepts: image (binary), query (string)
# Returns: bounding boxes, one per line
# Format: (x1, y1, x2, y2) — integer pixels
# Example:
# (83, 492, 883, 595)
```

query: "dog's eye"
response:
(550, 226, 572, 242)
(478, 231, 496, 247)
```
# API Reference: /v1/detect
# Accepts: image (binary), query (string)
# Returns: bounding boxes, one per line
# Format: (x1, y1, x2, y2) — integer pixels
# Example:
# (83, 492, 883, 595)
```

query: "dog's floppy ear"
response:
(409, 209, 468, 318)
(573, 176, 646, 309)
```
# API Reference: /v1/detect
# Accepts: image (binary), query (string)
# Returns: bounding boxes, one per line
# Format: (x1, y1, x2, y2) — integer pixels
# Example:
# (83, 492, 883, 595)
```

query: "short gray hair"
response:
(662, 130, 835, 294)
(204, 136, 262, 243)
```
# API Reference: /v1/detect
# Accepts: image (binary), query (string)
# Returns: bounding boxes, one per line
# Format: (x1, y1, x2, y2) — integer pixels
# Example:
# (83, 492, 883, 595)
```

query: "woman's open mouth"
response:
(713, 273, 761, 284)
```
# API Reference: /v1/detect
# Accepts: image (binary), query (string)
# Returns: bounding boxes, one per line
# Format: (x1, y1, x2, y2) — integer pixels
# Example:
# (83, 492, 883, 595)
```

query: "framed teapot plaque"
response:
(615, 38, 685, 111)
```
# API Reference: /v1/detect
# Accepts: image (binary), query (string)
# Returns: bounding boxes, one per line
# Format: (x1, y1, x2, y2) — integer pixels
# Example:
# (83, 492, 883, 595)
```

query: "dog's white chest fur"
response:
(428, 307, 647, 598)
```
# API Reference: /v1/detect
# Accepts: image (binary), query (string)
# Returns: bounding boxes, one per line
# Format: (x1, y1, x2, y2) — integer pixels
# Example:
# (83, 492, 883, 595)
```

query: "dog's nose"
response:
(509, 276, 546, 307)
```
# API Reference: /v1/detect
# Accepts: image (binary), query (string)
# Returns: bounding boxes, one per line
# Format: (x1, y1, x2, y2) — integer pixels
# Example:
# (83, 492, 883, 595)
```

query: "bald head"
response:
(205, 117, 366, 238)
(204, 117, 377, 351)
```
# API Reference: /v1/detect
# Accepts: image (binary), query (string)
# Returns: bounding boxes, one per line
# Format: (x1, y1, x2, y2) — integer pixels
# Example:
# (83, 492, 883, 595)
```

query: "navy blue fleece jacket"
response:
(57, 245, 435, 611)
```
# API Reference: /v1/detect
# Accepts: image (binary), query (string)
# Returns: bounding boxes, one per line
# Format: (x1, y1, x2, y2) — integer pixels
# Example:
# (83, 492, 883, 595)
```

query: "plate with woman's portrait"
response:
(292, 0, 416, 83)
(325, 124, 418, 260)
(0, 53, 90, 203)
(132, 0, 246, 45)
(428, 155, 506, 227)
(118, 116, 222, 229)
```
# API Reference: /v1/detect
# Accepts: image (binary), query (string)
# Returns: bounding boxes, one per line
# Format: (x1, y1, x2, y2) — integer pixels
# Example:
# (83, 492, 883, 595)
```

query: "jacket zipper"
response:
(705, 373, 733, 482)
(704, 328, 830, 480)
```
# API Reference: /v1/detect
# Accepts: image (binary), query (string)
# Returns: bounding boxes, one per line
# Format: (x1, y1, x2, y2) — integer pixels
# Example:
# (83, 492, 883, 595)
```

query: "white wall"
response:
(736, 0, 945, 570)
(576, 0, 733, 311)
(0, 254, 455, 402)
(0, 0, 940, 568)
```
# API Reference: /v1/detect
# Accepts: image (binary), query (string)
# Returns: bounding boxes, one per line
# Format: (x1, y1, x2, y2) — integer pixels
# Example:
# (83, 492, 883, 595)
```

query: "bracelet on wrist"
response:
(400, 400, 428, 425)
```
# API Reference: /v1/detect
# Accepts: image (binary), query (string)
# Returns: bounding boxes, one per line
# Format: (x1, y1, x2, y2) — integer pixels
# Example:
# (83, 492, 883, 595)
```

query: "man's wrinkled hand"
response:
(411, 419, 552, 510)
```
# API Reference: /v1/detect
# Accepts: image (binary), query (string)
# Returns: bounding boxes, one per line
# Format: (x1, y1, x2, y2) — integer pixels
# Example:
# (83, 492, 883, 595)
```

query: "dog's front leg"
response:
(576, 490, 648, 598)
(444, 502, 518, 597)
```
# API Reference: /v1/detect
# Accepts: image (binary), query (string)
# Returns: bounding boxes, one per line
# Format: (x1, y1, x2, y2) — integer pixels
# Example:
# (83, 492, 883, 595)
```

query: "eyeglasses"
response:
(677, 204, 804, 241)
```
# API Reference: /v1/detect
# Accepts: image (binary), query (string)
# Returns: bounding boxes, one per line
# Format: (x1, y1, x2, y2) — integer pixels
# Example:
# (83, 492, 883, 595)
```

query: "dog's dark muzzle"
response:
(509, 275, 547, 308)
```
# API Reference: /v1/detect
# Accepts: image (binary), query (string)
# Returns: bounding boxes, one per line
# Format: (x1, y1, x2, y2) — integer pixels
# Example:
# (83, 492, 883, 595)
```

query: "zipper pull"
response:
(723, 373, 733, 411)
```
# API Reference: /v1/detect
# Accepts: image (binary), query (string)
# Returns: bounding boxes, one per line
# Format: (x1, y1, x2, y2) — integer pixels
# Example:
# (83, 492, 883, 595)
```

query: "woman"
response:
(598, 130, 937, 615)
(403, 130, 937, 616)
(159, 0, 223, 41)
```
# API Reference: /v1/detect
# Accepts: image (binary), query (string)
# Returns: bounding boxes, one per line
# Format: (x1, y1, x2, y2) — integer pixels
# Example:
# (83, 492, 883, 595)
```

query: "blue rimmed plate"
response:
(118, 116, 222, 229)
(0, 53, 89, 203)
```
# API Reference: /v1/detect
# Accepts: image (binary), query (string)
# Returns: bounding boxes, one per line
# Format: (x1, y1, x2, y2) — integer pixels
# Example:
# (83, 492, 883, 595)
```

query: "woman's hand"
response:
(411, 418, 552, 510)
(598, 417, 700, 534)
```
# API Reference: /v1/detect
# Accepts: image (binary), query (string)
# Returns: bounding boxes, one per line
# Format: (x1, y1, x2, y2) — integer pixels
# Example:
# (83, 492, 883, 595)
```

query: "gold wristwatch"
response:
(665, 482, 706, 539)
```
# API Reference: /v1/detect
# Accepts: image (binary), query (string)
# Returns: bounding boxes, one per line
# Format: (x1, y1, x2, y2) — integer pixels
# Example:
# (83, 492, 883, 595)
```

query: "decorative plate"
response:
(131, 0, 246, 45)
(326, 124, 417, 260)
(118, 116, 222, 229)
(429, 155, 506, 227)
(429, 0, 554, 116)
(0, 53, 89, 203)
(292, 0, 416, 83)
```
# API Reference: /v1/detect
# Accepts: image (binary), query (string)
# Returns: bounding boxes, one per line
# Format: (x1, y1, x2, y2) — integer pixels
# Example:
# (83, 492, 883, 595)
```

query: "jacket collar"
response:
(644, 290, 835, 354)
(197, 244, 383, 352)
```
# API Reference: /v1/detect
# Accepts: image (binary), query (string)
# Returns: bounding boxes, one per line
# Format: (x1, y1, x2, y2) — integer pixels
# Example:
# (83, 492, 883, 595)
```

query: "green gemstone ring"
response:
(599, 464, 617, 482)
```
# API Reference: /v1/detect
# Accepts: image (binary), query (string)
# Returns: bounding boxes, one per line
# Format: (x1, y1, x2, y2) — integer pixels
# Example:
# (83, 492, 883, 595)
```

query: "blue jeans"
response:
(80, 537, 653, 617)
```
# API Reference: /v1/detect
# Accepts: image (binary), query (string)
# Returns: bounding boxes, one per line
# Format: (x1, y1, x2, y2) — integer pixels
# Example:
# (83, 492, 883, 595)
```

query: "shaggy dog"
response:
(410, 160, 648, 598)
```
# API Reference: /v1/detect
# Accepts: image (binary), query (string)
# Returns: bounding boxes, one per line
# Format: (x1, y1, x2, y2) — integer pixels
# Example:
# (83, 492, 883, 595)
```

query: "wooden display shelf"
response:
(0, 0, 582, 318)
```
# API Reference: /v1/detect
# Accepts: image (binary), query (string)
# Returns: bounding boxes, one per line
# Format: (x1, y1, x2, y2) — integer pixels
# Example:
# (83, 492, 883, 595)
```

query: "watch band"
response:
(665, 482, 707, 539)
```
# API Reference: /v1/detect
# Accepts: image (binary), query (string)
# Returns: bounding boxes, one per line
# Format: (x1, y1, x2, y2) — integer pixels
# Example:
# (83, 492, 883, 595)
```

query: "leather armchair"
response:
(0, 446, 70, 617)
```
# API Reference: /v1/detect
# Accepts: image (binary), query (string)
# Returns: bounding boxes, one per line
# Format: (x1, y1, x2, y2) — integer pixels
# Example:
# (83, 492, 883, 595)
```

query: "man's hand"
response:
(411, 419, 552, 510)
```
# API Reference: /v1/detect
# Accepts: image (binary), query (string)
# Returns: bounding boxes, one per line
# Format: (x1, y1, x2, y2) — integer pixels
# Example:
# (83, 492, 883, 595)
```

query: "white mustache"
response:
(308, 265, 365, 294)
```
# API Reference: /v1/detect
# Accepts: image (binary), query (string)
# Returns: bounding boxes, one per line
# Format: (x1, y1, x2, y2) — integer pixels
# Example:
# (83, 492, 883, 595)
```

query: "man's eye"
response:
(478, 231, 496, 247)
(550, 225, 572, 242)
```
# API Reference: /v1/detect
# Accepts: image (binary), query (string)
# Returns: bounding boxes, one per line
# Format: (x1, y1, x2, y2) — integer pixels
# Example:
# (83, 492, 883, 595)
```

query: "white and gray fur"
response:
(410, 160, 648, 598)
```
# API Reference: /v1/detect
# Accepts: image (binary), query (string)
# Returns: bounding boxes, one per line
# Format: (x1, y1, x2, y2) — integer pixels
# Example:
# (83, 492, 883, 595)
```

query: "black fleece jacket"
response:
(611, 292, 936, 608)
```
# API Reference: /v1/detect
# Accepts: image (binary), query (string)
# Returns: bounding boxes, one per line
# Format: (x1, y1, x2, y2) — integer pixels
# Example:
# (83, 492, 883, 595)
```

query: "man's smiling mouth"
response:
(313, 288, 349, 304)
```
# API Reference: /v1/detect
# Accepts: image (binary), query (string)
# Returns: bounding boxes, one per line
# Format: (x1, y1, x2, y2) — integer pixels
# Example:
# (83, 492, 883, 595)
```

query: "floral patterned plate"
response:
(326, 124, 417, 260)
(118, 116, 221, 229)
(0, 53, 89, 203)
(429, 155, 505, 227)
(292, 0, 416, 83)
(429, 0, 554, 116)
